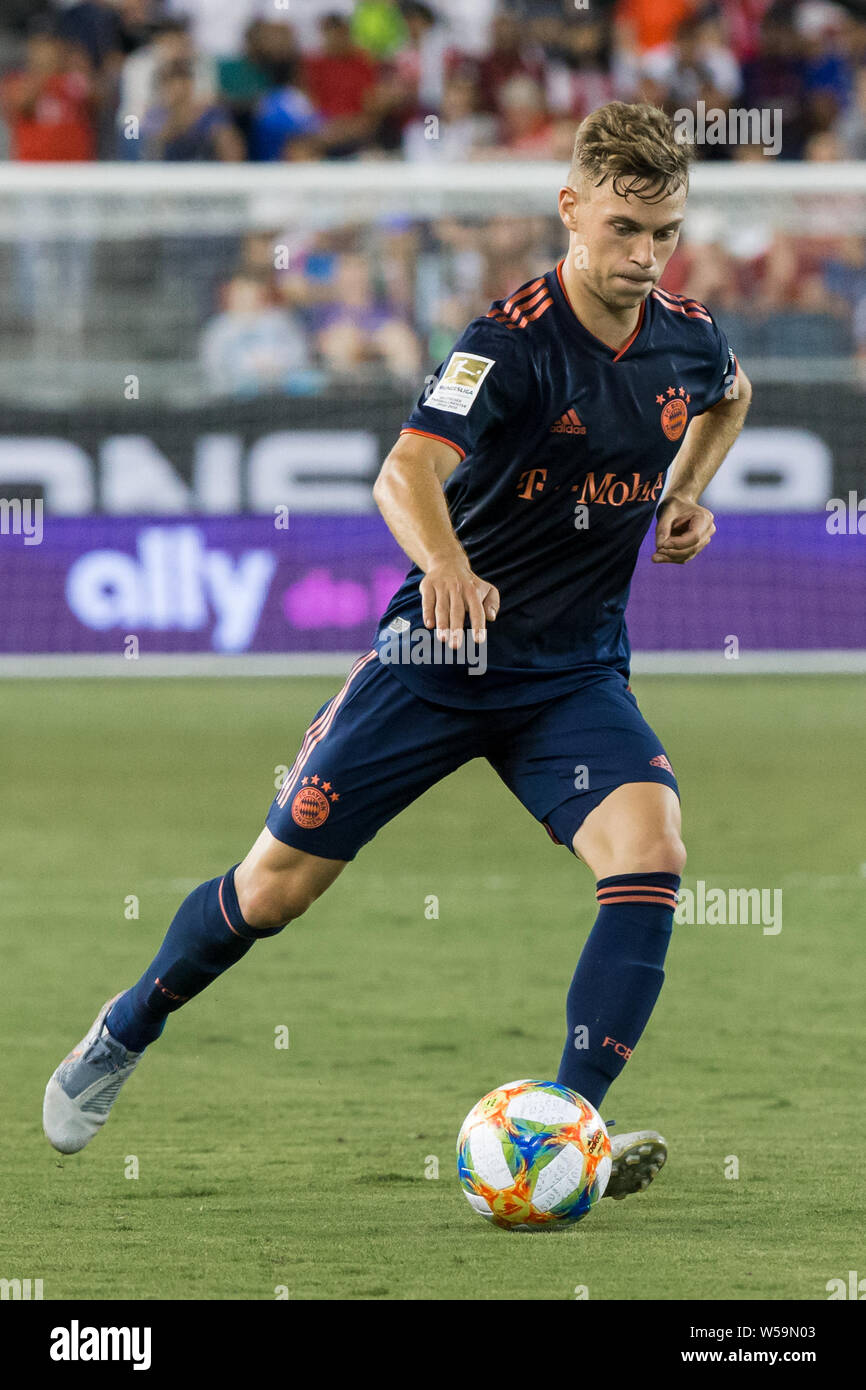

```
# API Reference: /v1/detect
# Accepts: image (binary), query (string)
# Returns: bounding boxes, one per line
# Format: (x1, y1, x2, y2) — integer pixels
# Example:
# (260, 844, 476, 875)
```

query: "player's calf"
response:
(102, 839, 343, 1055)
(557, 788, 684, 1111)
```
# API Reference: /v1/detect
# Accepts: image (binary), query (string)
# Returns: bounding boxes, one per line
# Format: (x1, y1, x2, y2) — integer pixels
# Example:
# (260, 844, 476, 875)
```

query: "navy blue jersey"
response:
(375, 258, 736, 708)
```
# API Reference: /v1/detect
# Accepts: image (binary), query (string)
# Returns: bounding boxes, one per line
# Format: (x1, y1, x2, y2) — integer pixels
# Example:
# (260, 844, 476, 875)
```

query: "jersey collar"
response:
(553, 257, 647, 362)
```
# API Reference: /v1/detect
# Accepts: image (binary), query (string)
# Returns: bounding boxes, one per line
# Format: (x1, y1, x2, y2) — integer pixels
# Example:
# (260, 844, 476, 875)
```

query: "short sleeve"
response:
(698, 314, 738, 413)
(400, 319, 531, 462)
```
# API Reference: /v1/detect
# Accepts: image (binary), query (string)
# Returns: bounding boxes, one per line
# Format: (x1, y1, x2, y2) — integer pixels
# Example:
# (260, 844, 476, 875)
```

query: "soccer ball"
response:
(456, 1079, 611, 1230)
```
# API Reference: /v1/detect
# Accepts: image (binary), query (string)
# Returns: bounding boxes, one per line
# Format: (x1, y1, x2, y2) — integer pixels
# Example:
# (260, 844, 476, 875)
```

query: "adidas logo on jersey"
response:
(550, 408, 586, 435)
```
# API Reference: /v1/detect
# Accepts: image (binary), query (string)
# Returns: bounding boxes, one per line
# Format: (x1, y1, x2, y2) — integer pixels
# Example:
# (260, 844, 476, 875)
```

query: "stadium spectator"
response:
(494, 75, 557, 155)
(116, 18, 211, 153)
(502, 0, 603, 53)
(271, 230, 347, 317)
(719, 0, 777, 63)
(310, 251, 422, 381)
(138, 58, 245, 160)
(53, 1, 124, 71)
(304, 14, 378, 120)
(164, 0, 281, 60)
(426, 288, 483, 361)
(215, 20, 277, 143)
(303, 13, 379, 157)
(402, 71, 496, 160)
(359, 4, 454, 154)
(0, 23, 96, 161)
(390, 2, 454, 111)
(614, 0, 699, 55)
(645, 11, 742, 107)
(662, 225, 744, 311)
(378, 213, 420, 313)
(748, 228, 829, 312)
(200, 270, 314, 398)
(543, 17, 618, 120)
(740, 9, 809, 158)
(799, 3, 857, 139)
(481, 214, 553, 299)
(550, 113, 583, 160)
(837, 63, 866, 158)
(280, 0, 355, 51)
(803, 127, 846, 159)
(474, 13, 547, 115)
(818, 234, 866, 332)
(247, 24, 322, 160)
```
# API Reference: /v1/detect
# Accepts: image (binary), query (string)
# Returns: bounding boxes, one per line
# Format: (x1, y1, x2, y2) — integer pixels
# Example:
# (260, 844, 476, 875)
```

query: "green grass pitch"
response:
(1, 674, 862, 1301)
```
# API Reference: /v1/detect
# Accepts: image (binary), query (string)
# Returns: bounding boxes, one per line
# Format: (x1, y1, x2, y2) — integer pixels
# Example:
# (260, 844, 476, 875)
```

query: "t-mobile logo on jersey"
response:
(517, 470, 664, 505)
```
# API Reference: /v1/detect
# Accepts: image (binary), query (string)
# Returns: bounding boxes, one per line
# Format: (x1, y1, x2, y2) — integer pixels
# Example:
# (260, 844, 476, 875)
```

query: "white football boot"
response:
(43, 995, 143, 1154)
(603, 1129, 667, 1200)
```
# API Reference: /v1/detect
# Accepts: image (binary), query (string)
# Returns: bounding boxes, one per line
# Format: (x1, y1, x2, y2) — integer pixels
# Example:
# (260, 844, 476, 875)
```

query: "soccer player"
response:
(45, 103, 751, 1201)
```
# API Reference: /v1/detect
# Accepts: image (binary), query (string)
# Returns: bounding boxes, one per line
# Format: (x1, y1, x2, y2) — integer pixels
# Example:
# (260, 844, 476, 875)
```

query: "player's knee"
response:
(237, 872, 317, 932)
(578, 822, 686, 878)
(626, 807, 687, 876)
(650, 831, 687, 877)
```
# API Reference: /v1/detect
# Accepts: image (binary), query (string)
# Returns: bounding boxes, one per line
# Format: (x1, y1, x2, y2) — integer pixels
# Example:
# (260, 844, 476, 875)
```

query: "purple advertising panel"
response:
(0, 514, 863, 654)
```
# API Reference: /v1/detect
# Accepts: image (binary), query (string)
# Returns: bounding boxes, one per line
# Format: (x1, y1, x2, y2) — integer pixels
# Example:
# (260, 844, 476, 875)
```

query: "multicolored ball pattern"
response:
(456, 1079, 611, 1230)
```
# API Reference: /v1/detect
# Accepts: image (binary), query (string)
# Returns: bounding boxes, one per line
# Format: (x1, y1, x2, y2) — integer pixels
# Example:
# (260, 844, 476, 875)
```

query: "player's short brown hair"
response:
(569, 102, 695, 203)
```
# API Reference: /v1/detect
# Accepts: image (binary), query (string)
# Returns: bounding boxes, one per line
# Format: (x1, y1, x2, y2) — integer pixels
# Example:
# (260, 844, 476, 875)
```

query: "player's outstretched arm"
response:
(653, 364, 753, 565)
(373, 432, 500, 648)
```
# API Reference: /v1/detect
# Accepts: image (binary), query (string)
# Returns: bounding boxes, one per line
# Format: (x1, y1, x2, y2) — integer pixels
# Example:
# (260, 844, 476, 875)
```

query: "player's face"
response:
(564, 179, 686, 310)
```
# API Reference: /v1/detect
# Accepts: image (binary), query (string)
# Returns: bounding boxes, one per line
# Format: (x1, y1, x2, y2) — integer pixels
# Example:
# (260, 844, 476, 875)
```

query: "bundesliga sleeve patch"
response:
(425, 353, 495, 416)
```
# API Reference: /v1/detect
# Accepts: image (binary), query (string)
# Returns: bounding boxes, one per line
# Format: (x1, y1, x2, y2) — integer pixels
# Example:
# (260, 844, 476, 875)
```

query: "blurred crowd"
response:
(1, 0, 866, 395)
(2, 0, 866, 164)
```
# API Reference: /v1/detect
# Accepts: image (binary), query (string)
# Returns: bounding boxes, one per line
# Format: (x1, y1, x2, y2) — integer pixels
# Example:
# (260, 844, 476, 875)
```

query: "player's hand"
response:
(420, 559, 500, 648)
(652, 495, 716, 564)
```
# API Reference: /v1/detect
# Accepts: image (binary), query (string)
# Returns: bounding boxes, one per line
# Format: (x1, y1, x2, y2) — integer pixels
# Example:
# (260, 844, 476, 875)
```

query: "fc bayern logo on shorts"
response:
(291, 785, 331, 828)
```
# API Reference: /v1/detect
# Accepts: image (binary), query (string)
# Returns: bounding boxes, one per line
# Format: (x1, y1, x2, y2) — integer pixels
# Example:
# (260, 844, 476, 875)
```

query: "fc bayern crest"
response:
(655, 385, 691, 441)
(290, 774, 339, 828)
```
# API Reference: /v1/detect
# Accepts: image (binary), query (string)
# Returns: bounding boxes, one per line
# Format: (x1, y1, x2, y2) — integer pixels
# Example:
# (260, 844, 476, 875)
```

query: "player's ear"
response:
(558, 185, 580, 233)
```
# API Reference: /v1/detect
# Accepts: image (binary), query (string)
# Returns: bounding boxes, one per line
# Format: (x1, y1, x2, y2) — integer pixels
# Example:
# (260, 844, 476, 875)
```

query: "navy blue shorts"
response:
(266, 651, 679, 862)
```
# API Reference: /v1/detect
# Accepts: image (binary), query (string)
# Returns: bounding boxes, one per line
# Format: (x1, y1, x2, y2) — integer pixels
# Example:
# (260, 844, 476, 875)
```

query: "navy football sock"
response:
(556, 872, 680, 1110)
(106, 866, 277, 1052)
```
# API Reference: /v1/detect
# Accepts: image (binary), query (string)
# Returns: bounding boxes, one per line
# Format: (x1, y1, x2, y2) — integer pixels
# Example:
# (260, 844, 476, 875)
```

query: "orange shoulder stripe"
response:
(500, 277, 547, 316)
(651, 290, 712, 323)
(653, 287, 713, 319)
(489, 292, 553, 330)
